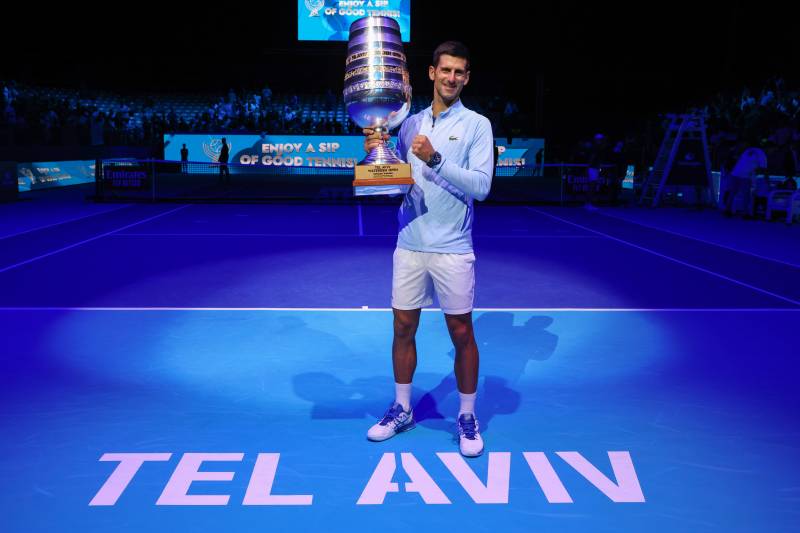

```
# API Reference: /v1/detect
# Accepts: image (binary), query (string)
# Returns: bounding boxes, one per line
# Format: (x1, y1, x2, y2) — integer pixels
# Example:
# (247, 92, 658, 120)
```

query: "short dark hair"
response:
(432, 41, 470, 70)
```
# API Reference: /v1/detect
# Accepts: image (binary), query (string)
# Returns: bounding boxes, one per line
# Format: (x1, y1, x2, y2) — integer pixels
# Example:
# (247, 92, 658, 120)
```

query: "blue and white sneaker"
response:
(367, 403, 415, 441)
(457, 413, 484, 457)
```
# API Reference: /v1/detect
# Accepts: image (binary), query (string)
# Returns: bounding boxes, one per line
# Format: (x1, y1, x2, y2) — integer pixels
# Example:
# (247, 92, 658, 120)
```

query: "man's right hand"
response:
(363, 128, 390, 153)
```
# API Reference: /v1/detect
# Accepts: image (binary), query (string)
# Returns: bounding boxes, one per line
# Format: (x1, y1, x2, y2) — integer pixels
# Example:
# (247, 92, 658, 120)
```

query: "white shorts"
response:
(391, 247, 476, 315)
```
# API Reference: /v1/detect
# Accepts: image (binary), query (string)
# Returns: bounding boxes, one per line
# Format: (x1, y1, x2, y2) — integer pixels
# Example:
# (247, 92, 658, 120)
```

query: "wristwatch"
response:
(426, 151, 442, 168)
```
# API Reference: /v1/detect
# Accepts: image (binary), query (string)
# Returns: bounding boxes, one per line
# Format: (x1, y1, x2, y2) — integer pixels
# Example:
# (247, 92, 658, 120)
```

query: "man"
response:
(584, 133, 606, 210)
(724, 135, 767, 218)
(363, 41, 494, 457)
(534, 147, 544, 177)
(218, 137, 230, 184)
(180, 143, 189, 174)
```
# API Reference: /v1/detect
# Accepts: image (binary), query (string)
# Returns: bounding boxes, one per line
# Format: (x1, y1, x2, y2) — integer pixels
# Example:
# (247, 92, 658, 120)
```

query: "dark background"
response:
(2, 1, 796, 140)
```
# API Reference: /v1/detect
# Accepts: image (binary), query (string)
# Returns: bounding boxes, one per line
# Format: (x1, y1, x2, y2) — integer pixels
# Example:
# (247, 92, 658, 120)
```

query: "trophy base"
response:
(353, 183, 413, 197)
(353, 163, 413, 197)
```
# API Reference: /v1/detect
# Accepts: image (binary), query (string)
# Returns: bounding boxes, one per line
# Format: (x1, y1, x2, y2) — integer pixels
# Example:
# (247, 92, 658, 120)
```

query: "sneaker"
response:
(457, 413, 484, 457)
(367, 403, 415, 442)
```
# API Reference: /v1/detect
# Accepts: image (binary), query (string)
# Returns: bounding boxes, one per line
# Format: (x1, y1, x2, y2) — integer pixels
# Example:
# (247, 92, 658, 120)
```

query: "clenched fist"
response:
(411, 135, 435, 163)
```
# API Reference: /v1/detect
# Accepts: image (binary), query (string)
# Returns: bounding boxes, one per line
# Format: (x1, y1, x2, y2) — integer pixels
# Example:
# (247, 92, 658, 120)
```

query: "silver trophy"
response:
(344, 16, 413, 195)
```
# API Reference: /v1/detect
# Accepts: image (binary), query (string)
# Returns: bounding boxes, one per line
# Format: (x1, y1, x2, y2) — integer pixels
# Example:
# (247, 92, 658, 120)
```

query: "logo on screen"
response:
(203, 138, 232, 163)
(305, 0, 325, 17)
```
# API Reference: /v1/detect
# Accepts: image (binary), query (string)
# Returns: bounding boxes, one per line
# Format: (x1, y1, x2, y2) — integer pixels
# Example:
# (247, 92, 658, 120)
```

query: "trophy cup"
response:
(344, 16, 413, 196)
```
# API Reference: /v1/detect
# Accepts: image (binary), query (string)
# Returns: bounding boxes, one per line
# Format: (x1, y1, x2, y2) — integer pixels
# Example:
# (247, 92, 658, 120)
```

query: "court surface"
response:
(2, 190, 798, 532)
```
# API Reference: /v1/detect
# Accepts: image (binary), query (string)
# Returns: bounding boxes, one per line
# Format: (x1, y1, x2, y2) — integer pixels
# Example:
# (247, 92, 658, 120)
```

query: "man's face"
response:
(429, 54, 470, 103)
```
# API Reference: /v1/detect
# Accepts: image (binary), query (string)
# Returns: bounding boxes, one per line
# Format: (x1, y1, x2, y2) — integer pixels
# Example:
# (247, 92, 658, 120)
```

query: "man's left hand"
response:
(411, 135, 436, 163)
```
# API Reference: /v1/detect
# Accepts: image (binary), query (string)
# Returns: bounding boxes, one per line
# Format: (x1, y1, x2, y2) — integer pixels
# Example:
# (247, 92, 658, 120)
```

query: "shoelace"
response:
(379, 405, 404, 426)
(459, 416, 477, 440)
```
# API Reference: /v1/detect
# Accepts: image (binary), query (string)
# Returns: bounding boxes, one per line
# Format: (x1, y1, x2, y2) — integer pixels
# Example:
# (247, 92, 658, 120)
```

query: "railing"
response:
(96, 159, 629, 204)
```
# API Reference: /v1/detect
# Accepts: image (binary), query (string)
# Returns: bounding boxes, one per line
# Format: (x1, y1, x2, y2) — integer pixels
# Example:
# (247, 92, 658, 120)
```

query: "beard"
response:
(437, 83, 461, 103)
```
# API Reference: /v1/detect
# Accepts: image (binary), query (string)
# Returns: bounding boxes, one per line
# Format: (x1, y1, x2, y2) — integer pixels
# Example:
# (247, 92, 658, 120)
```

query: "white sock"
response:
(459, 392, 476, 416)
(395, 382, 412, 411)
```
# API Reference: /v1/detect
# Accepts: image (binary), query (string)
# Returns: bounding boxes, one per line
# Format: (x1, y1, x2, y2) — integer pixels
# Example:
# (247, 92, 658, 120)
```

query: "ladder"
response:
(639, 113, 713, 207)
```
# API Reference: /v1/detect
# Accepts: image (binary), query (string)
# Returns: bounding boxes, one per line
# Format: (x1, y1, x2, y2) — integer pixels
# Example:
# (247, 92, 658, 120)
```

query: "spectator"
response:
(180, 143, 189, 173)
(218, 137, 230, 185)
(724, 134, 768, 218)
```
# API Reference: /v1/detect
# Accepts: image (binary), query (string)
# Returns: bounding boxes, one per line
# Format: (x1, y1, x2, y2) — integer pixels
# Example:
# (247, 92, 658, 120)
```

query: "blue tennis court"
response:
(1, 188, 799, 532)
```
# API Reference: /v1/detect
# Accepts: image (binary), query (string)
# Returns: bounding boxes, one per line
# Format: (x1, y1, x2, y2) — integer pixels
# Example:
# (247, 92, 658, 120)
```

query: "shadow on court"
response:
(292, 312, 558, 433)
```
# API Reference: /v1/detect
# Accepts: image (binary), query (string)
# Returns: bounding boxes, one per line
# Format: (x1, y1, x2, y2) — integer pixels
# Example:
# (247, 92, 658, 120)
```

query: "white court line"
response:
(0, 205, 192, 275)
(1, 307, 798, 312)
(526, 207, 800, 307)
(591, 208, 800, 269)
(110, 233, 603, 238)
(0, 204, 134, 240)
(112, 233, 380, 237)
(474, 235, 603, 239)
